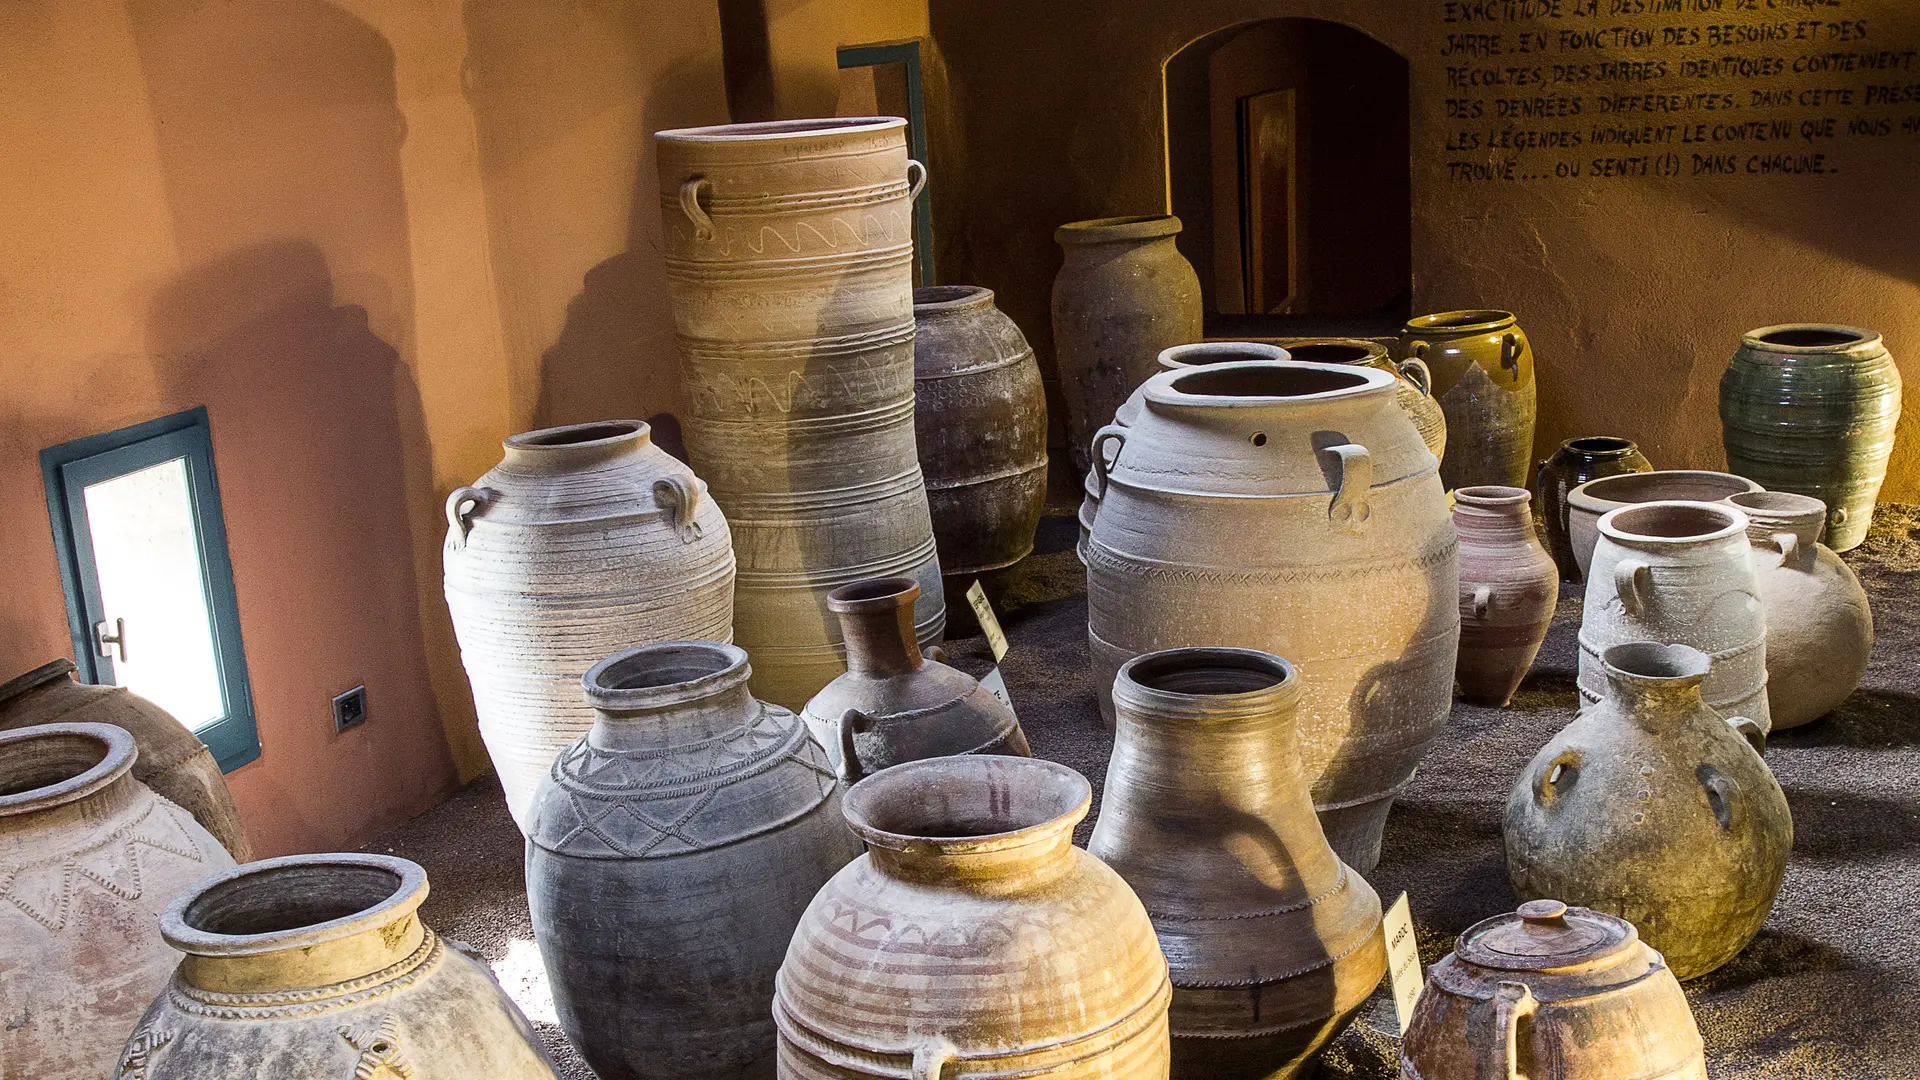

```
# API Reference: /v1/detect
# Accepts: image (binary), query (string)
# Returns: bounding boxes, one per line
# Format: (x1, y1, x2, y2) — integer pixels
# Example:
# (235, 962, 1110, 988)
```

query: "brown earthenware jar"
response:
(1534, 436, 1653, 580)
(1453, 487, 1558, 707)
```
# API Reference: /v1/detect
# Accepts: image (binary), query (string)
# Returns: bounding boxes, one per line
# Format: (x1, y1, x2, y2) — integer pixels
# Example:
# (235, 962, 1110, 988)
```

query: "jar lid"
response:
(1457, 900, 1633, 970)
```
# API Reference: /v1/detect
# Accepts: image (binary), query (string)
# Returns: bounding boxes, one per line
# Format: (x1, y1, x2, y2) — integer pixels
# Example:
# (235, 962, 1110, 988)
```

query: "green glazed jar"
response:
(1397, 310, 1537, 490)
(1720, 324, 1902, 552)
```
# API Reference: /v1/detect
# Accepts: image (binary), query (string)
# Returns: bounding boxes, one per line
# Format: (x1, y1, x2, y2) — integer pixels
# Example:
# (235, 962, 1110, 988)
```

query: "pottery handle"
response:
(445, 486, 491, 550)
(1323, 443, 1373, 531)
(1700, 769, 1741, 831)
(653, 475, 704, 543)
(1501, 332, 1523, 374)
(1533, 749, 1580, 804)
(1090, 424, 1128, 500)
(1396, 356, 1434, 397)
(1472, 584, 1493, 620)
(679, 176, 715, 241)
(837, 709, 871, 783)
(1405, 338, 1430, 361)
(1728, 715, 1767, 757)
(1494, 981, 1538, 1080)
(906, 159, 928, 202)
(911, 1037, 960, 1080)
(926, 644, 948, 665)
(1769, 530, 1801, 569)
(1613, 559, 1651, 617)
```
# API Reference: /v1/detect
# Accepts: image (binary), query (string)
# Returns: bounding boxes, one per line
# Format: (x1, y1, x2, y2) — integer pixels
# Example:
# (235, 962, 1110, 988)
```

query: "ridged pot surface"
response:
(1726, 491, 1874, 728)
(1504, 644, 1791, 980)
(1565, 469, 1763, 582)
(774, 755, 1172, 1079)
(1275, 338, 1448, 463)
(527, 642, 860, 1080)
(1396, 310, 1537, 489)
(1400, 900, 1705, 1080)
(1454, 487, 1558, 708)
(1, 723, 235, 1080)
(0, 659, 251, 860)
(443, 419, 736, 832)
(1534, 437, 1652, 581)
(1088, 648, 1385, 1080)
(656, 118, 945, 708)
(1578, 501, 1771, 732)
(1720, 323, 1902, 551)
(1085, 360, 1460, 873)
(121, 854, 556, 1079)
(1052, 215, 1204, 476)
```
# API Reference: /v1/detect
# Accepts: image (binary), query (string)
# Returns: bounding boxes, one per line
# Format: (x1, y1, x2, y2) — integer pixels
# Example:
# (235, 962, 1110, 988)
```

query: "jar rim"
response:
(1055, 215, 1183, 244)
(504, 419, 646, 452)
(0, 722, 135, 818)
(583, 641, 752, 712)
(1403, 309, 1516, 334)
(1741, 323, 1881, 353)
(1145, 359, 1392, 408)
(160, 853, 427, 957)
(842, 756, 1090, 855)
(656, 116, 907, 143)
(1598, 500, 1748, 546)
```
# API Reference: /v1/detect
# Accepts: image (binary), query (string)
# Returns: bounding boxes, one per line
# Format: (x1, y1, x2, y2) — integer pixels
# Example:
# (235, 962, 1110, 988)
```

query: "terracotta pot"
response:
(1400, 899, 1705, 1080)
(444, 419, 736, 831)
(0, 658, 250, 860)
(1565, 469, 1763, 581)
(1534, 436, 1653, 580)
(1077, 341, 1289, 565)
(120, 854, 557, 1079)
(1453, 486, 1558, 708)
(774, 755, 1172, 1079)
(1088, 648, 1385, 1080)
(527, 642, 860, 1080)
(913, 286, 1048, 608)
(1052, 215, 1204, 475)
(1396, 310, 1537, 489)
(1721, 323, 1902, 551)
(1578, 501, 1771, 732)
(1274, 338, 1448, 464)
(1505, 643, 1791, 980)
(656, 118, 945, 709)
(801, 577, 1028, 782)
(1, 722, 234, 1080)
(1086, 359, 1459, 872)
(1725, 491, 1874, 729)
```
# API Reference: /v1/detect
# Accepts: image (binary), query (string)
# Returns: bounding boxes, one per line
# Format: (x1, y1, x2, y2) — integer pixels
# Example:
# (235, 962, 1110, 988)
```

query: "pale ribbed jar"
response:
(656, 118, 944, 708)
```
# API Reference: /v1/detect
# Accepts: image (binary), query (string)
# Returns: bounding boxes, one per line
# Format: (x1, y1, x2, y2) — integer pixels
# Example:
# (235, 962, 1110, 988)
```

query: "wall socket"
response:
(332, 685, 368, 732)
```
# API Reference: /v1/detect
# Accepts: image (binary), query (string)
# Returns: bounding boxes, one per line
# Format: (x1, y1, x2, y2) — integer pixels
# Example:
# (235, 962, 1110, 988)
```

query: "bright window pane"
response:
(82, 458, 225, 729)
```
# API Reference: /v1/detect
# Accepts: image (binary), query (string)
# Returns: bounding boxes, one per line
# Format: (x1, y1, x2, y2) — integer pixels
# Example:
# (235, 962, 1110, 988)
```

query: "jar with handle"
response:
(1533, 436, 1652, 580)
(1453, 486, 1558, 707)
(1564, 469, 1761, 581)
(1396, 309, 1536, 489)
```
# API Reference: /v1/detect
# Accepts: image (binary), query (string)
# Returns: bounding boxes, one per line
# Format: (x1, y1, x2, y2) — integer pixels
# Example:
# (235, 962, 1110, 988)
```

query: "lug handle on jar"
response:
(653, 475, 704, 543)
(1396, 355, 1434, 397)
(446, 486, 492, 550)
(1613, 559, 1651, 617)
(1405, 338, 1430, 361)
(906, 159, 928, 202)
(1728, 715, 1767, 757)
(1090, 425, 1128, 500)
(1494, 981, 1538, 1080)
(911, 1037, 959, 1080)
(1700, 767, 1740, 831)
(1501, 332, 1524, 375)
(837, 709, 872, 783)
(925, 644, 948, 665)
(1322, 443, 1373, 531)
(1533, 749, 1581, 805)
(679, 176, 715, 241)
(1770, 530, 1802, 570)
(1472, 584, 1494, 620)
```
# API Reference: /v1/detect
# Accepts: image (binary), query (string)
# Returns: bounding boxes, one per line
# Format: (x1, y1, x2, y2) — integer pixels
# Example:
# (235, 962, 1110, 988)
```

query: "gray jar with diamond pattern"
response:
(525, 642, 861, 1080)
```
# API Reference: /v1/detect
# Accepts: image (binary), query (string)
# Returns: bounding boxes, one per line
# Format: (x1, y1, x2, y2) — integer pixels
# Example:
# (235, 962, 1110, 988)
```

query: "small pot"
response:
(1453, 486, 1558, 707)
(1534, 436, 1652, 580)
(1564, 469, 1762, 580)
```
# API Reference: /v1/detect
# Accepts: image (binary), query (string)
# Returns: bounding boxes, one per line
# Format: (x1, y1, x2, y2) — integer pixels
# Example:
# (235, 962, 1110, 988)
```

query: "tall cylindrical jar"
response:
(1396, 310, 1537, 489)
(1052, 215, 1204, 475)
(1276, 338, 1448, 463)
(1534, 436, 1653, 580)
(774, 755, 1172, 1079)
(443, 419, 736, 831)
(656, 118, 945, 708)
(1086, 360, 1460, 872)
(526, 642, 860, 1080)
(1, 723, 234, 1080)
(1089, 648, 1385, 1080)
(1453, 486, 1558, 708)
(1720, 323, 1902, 551)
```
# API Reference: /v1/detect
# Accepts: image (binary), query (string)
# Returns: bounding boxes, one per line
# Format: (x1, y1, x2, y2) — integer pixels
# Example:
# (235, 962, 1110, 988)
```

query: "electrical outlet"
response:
(333, 685, 368, 732)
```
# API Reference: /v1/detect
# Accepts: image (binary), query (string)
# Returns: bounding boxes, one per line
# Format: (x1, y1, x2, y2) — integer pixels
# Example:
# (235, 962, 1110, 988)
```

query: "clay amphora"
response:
(774, 755, 1172, 1079)
(1, 722, 234, 1080)
(1534, 436, 1652, 580)
(1564, 469, 1762, 581)
(1052, 215, 1204, 475)
(1579, 501, 1771, 732)
(1726, 490, 1874, 729)
(1086, 359, 1459, 872)
(1396, 310, 1536, 489)
(1276, 337, 1448, 463)
(1400, 899, 1705, 1080)
(801, 577, 1029, 782)
(1088, 648, 1385, 1080)
(1505, 643, 1791, 980)
(444, 419, 736, 831)
(913, 286, 1048, 613)
(0, 658, 250, 860)
(1720, 323, 1902, 551)
(1453, 486, 1558, 708)
(656, 118, 945, 708)
(121, 854, 557, 1079)
(1077, 341, 1289, 564)
(526, 642, 860, 1080)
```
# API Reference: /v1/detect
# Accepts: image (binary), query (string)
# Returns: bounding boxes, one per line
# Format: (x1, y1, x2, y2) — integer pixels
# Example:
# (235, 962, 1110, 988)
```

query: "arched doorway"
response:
(1165, 18, 1411, 335)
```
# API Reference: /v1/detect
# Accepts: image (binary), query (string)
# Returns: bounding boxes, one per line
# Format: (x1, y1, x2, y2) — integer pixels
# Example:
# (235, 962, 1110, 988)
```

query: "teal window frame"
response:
(41, 406, 260, 772)
(837, 40, 934, 284)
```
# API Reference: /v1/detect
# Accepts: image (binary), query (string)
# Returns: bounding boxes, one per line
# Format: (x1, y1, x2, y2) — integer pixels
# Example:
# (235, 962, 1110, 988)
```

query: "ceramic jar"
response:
(1277, 338, 1448, 463)
(526, 642, 860, 1080)
(1052, 215, 1205, 475)
(774, 755, 1172, 1079)
(1400, 899, 1706, 1080)
(801, 577, 1029, 781)
(1396, 310, 1537, 489)
(1453, 487, 1558, 707)
(1534, 437, 1653, 580)
(1565, 470, 1763, 581)
(1578, 501, 1771, 732)
(1, 722, 234, 1080)
(444, 419, 736, 831)
(1086, 359, 1459, 872)
(1720, 323, 1902, 551)
(1505, 643, 1791, 979)
(912, 286, 1048, 609)
(1088, 648, 1385, 1080)
(656, 117, 945, 709)
(120, 854, 557, 1079)
(1726, 491, 1874, 728)
(0, 658, 250, 859)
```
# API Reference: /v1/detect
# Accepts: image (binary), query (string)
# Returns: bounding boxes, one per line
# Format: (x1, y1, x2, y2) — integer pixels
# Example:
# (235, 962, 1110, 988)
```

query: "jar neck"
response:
(500, 426, 646, 474)
(1604, 673, 1707, 734)
(180, 911, 428, 995)
(1453, 500, 1535, 543)
(837, 602, 923, 680)
(866, 823, 1077, 891)
(589, 677, 761, 751)
(0, 772, 140, 859)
